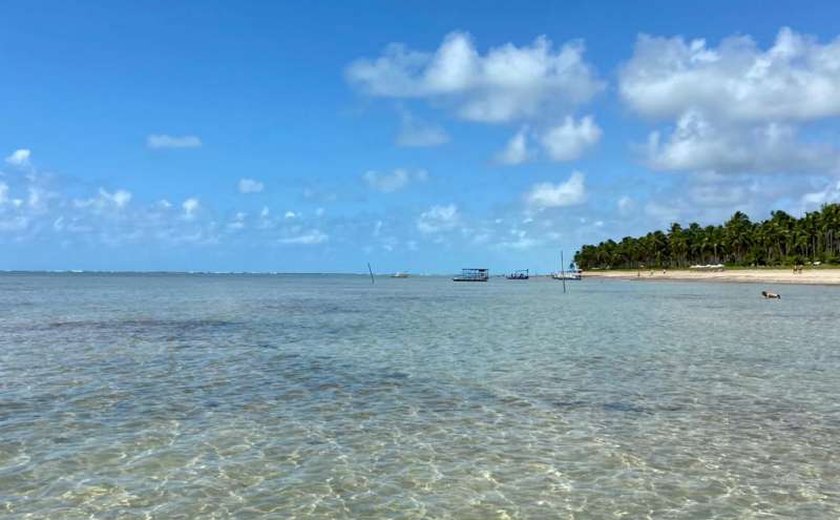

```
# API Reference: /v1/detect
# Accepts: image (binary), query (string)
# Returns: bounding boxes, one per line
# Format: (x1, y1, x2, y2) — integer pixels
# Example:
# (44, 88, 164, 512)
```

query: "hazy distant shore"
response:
(583, 268, 840, 285)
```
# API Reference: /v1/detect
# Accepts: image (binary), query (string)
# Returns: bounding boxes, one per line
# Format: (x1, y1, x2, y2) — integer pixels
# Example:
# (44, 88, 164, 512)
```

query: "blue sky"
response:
(2, 0, 840, 272)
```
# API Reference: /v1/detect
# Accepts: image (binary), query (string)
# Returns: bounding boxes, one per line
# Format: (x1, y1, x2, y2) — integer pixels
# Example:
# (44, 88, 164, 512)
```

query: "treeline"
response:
(575, 204, 840, 270)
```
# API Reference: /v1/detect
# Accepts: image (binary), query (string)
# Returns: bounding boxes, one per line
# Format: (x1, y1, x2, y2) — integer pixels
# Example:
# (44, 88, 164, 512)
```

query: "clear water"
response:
(1, 273, 838, 518)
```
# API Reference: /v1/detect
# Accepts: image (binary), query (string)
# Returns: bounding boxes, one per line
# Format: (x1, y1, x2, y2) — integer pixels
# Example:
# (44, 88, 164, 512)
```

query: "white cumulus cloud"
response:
(539, 116, 601, 161)
(417, 204, 459, 233)
(801, 179, 840, 208)
(620, 27, 840, 122)
(182, 197, 200, 219)
(238, 178, 264, 193)
(495, 127, 530, 165)
(621, 28, 840, 176)
(107, 189, 132, 208)
(5, 149, 31, 167)
(147, 134, 203, 149)
(645, 110, 839, 173)
(227, 212, 247, 231)
(526, 171, 586, 209)
(73, 188, 132, 211)
(347, 31, 603, 123)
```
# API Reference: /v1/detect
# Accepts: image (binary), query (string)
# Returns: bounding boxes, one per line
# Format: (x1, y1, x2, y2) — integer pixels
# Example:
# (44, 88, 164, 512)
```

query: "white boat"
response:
(391, 272, 409, 278)
(688, 264, 724, 272)
(453, 268, 489, 282)
(553, 255, 582, 280)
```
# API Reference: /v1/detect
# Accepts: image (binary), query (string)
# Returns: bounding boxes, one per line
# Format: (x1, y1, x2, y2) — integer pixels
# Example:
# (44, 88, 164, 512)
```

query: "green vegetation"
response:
(575, 204, 840, 270)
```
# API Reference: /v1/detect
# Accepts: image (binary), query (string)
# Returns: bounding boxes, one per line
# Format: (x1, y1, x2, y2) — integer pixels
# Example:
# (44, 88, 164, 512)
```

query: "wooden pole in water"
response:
(367, 262, 375, 284)
(561, 251, 567, 294)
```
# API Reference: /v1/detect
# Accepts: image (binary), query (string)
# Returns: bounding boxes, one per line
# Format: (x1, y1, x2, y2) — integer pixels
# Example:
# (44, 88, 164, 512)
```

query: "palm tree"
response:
(574, 204, 840, 270)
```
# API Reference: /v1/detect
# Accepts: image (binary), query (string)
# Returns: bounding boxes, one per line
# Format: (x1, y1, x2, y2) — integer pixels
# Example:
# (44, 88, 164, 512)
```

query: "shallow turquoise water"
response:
(1, 273, 838, 518)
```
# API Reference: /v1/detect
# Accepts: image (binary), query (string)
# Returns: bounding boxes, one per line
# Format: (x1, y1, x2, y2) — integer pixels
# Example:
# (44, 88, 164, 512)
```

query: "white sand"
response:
(583, 268, 840, 285)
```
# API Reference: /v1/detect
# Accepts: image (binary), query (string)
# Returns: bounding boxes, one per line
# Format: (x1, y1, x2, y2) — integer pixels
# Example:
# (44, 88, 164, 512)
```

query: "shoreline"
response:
(583, 268, 840, 285)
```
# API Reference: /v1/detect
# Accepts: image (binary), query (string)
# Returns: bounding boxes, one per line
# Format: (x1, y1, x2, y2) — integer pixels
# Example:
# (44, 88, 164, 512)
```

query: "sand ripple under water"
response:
(0, 273, 838, 518)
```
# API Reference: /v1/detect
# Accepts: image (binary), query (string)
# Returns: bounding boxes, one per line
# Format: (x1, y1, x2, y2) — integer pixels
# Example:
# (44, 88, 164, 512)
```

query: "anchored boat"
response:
(453, 268, 489, 282)
(553, 254, 582, 281)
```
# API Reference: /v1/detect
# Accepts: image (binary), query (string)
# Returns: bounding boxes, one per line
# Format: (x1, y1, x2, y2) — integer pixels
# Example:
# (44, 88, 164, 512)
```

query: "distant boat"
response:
(391, 272, 409, 278)
(453, 268, 489, 282)
(552, 271, 581, 281)
(505, 269, 529, 280)
(688, 264, 724, 272)
(552, 259, 582, 281)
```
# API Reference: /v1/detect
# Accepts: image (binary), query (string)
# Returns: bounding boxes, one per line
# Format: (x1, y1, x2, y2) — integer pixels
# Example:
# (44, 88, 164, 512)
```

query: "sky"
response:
(2, 0, 840, 273)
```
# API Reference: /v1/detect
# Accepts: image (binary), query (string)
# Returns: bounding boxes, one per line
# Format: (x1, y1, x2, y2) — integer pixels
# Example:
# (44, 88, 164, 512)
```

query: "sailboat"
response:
(552, 252, 582, 280)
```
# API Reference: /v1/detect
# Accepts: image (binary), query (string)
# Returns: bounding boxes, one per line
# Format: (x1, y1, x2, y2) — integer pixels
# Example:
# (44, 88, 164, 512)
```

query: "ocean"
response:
(1, 273, 838, 518)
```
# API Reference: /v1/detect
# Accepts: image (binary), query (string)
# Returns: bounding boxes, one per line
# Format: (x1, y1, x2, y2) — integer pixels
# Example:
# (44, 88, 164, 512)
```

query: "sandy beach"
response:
(583, 268, 840, 285)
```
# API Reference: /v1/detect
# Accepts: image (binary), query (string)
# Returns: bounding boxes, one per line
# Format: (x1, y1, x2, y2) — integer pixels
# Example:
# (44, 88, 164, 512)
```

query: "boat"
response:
(505, 269, 529, 280)
(453, 268, 489, 282)
(688, 264, 724, 272)
(391, 272, 409, 278)
(552, 258, 582, 281)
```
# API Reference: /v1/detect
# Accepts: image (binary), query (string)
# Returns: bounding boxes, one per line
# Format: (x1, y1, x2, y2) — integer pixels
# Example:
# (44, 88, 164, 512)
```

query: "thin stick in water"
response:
(561, 251, 567, 294)
(367, 263, 375, 284)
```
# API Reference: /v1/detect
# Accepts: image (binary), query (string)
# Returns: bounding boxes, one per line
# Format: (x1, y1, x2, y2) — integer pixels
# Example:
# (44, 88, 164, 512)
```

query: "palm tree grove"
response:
(574, 204, 840, 270)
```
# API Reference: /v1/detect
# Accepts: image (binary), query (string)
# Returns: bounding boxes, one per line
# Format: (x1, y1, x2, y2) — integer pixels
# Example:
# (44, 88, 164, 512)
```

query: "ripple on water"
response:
(0, 274, 838, 518)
